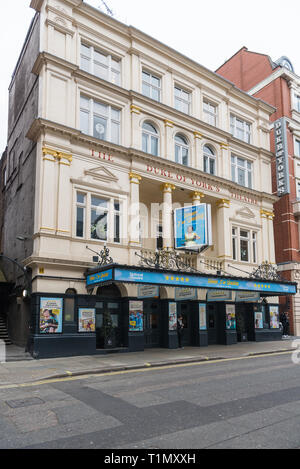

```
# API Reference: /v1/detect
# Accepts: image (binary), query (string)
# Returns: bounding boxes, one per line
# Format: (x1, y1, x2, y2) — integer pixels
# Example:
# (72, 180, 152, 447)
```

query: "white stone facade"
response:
(23, 0, 277, 298)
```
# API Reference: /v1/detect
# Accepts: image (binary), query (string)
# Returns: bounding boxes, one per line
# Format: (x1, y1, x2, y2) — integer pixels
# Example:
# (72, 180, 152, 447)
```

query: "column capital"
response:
(194, 131, 203, 140)
(261, 209, 274, 219)
(164, 119, 174, 128)
(190, 191, 205, 201)
(129, 172, 142, 184)
(216, 199, 230, 209)
(130, 105, 141, 115)
(219, 142, 229, 150)
(42, 147, 72, 165)
(161, 183, 176, 193)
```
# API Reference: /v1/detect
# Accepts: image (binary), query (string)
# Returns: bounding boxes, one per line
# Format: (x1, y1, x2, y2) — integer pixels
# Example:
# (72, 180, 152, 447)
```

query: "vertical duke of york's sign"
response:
(274, 118, 290, 196)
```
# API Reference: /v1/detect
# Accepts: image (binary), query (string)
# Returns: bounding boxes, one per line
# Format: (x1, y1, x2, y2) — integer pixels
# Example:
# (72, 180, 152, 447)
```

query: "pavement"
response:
(0, 337, 298, 388)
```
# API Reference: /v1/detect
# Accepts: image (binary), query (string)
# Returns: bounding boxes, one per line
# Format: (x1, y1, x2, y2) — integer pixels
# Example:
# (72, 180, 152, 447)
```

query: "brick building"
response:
(217, 47, 300, 335)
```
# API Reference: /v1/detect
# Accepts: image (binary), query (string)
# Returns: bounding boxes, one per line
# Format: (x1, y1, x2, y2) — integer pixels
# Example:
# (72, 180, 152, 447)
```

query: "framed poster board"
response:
(40, 298, 63, 334)
(78, 308, 96, 333)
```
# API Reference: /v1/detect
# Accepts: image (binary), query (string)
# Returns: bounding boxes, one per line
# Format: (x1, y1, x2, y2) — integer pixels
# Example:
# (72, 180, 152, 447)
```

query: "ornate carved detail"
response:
(86, 245, 114, 266)
(249, 262, 282, 281)
(136, 249, 198, 273)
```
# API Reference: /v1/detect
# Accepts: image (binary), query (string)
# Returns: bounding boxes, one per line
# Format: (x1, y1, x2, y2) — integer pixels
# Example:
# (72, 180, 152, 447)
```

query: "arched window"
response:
(203, 145, 216, 175)
(175, 134, 189, 166)
(142, 121, 159, 156)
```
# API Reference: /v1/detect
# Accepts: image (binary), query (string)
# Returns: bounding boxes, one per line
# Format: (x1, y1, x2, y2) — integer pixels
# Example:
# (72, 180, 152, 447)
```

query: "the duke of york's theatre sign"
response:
(89, 150, 258, 205)
(274, 118, 290, 196)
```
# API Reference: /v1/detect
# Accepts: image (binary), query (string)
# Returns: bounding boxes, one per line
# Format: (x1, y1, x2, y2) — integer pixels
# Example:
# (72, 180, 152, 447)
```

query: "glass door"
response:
(144, 302, 160, 348)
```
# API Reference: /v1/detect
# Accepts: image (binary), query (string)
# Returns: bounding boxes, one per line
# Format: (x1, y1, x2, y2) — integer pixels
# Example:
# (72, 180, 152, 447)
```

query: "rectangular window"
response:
(80, 96, 120, 145)
(76, 192, 86, 238)
(80, 43, 120, 85)
(232, 227, 257, 263)
(142, 71, 161, 102)
(203, 100, 217, 126)
(230, 115, 251, 144)
(295, 139, 300, 157)
(297, 181, 300, 200)
(296, 95, 300, 113)
(174, 86, 191, 114)
(231, 155, 253, 189)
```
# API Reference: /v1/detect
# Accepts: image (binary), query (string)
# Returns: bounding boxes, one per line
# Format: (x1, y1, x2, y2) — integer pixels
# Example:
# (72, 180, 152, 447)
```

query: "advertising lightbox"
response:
(174, 204, 212, 252)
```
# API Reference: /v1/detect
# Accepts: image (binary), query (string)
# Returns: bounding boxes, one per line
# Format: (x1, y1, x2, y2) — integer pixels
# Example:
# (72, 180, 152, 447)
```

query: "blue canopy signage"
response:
(86, 269, 113, 287)
(86, 266, 297, 295)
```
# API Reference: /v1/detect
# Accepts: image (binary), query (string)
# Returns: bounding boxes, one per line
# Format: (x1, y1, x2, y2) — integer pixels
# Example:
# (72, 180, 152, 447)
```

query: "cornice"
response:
(26, 117, 277, 205)
(32, 51, 78, 76)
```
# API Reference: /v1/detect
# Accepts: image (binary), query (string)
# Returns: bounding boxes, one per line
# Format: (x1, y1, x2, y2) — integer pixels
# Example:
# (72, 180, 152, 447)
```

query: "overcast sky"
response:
(1, 0, 300, 152)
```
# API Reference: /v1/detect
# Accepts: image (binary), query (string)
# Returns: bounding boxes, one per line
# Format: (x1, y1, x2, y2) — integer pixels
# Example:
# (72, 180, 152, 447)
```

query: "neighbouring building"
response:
(217, 47, 300, 336)
(0, 1, 296, 358)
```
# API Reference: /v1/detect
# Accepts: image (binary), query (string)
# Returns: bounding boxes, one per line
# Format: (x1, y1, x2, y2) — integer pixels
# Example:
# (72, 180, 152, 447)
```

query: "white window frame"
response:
(174, 86, 191, 114)
(142, 70, 161, 102)
(230, 114, 251, 144)
(295, 138, 300, 157)
(80, 96, 121, 145)
(203, 145, 216, 175)
(76, 193, 86, 238)
(232, 226, 258, 264)
(203, 100, 217, 126)
(80, 43, 121, 86)
(75, 191, 122, 244)
(142, 122, 159, 156)
(231, 154, 253, 189)
(175, 134, 189, 166)
(296, 95, 300, 113)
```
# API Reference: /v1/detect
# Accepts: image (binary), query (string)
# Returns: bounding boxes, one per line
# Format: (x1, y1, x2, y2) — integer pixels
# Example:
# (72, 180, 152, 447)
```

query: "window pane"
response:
(64, 298, 75, 323)
(240, 239, 249, 262)
(142, 82, 151, 97)
(142, 71, 150, 83)
(81, 44, 91, 57)
(232, 237, 237, 260)
(111, 121, 120, 144)
(151, 136, 158, 156)
(209, 158, 215, 175)
(142, 133, 148, 153)
(111, 70, 120, 85)
(175, 145, 180, 163)
(80, 96, 89, 110)
(91, 197, 108, 208)
(111, 108, 120, 122)
(93, 116, 107, 140)
(152, 88, 160, 102)
(240, 231, 249, 239)
(81, 57, 90, 72)
(91, 210, 108, 240)
(80, 110, 89, 135)
(114, 213, 120, 243)
(238, 168, 245, 186)
(76, 207, 84, 237)
(94, 101, 107, 116)
(77, 193, 85, 204)
(94, 50, 107, 65)
(182, 148, 188, 166)
(94, 62, 108, 80)
(204, 156, 208, 173)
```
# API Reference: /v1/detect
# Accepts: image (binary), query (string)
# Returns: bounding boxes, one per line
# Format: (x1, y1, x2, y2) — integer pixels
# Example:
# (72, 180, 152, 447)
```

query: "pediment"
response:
(235, 206, 256, 219)
(84, 165, 119, 183)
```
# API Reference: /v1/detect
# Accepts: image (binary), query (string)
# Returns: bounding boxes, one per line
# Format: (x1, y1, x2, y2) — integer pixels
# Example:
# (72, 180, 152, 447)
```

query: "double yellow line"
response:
(0, 350, 293, 391)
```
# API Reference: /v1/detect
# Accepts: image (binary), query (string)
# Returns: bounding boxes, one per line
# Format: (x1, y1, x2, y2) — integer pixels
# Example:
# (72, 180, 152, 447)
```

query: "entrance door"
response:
(207, 304, 219, 345)
(144, 302, 160, 348)
(177, 303, 192, 346)
(96, 301, 122, 349)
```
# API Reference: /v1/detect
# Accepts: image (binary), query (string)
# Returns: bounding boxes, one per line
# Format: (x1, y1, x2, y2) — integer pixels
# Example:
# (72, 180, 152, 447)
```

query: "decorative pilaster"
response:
(130, 105, 141, 149)
(161, 183, 175, 249)
(194, 132, 203, 170)
(164, 119, 174, 161)
(260, 209, 275, 263)
(129, 173, 142, 247)
(216, 199, 231, 260)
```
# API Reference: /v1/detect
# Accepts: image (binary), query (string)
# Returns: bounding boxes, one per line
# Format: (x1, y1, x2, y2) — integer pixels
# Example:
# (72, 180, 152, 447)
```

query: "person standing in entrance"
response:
(177, 315, 185, 349)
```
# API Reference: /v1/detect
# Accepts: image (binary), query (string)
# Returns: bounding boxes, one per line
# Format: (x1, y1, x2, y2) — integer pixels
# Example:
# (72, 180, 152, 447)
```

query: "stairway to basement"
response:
(0, 315, 12, 345)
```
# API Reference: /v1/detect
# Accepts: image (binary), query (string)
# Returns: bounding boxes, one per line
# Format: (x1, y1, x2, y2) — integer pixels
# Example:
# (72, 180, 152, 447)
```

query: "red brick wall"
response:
(216, 48, 275, 92)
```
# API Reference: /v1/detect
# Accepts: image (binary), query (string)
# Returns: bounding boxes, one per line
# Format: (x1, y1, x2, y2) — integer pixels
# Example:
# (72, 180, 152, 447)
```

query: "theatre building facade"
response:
(1, 0, 296, 358)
